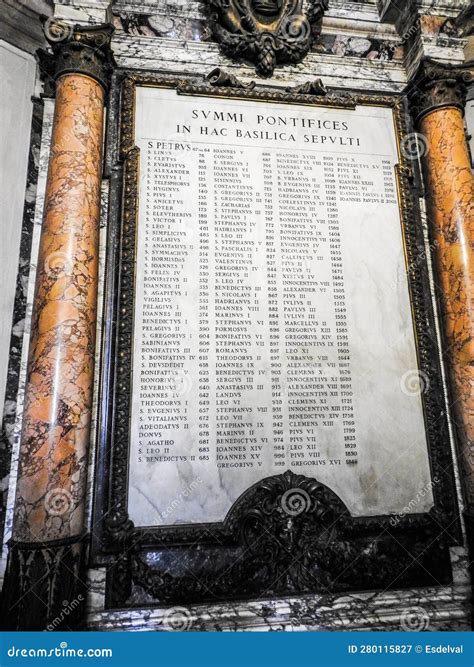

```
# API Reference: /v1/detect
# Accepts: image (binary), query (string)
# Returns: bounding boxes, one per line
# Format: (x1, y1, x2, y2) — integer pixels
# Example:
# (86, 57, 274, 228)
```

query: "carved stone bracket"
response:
(207, 0, 329, 78)
(37, 20, 115, 93)
(407, 57, 474, 125)
(286, 78, 327, 95)
(206, 67, 256, 89)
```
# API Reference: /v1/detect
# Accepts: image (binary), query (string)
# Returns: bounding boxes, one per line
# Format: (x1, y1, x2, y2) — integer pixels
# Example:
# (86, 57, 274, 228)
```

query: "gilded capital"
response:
(38, 20, 115, 92)
(407, 57, 474, 125)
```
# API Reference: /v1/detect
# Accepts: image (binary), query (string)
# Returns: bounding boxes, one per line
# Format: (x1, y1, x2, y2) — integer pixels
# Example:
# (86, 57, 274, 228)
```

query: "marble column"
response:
(408, 58, 474, 550)
(1, 21, 114, 631)
(466, 82, 474, 162)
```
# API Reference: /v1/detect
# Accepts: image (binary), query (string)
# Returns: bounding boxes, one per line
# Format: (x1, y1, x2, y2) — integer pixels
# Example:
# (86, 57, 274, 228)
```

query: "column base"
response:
(463, 511, 474, 629)
(0, 535, 87, 630)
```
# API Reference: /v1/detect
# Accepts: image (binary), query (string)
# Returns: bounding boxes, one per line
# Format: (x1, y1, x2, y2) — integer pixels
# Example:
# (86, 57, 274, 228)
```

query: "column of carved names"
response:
(135, 140, 400, 470)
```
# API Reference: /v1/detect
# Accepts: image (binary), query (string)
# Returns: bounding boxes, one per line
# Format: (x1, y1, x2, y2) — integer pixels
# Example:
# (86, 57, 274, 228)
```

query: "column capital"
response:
(407, 57, 474, 125)
(38, 20, 115, 92)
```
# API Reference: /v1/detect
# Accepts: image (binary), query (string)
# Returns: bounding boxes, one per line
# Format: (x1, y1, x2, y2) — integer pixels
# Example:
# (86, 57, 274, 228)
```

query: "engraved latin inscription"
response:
(129, 88, 433, 526)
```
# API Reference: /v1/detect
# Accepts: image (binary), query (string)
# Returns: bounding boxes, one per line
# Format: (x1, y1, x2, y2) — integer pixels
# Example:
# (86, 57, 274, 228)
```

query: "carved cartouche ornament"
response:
(208, 0, 329, 77)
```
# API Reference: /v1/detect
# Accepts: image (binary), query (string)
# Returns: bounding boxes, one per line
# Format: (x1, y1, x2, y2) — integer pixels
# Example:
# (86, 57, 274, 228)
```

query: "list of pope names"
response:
(129, 88, 432, 526)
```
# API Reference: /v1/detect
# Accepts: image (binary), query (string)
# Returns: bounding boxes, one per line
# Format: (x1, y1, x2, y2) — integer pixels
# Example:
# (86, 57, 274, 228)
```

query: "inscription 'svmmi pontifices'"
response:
(129, 87, 433, 527)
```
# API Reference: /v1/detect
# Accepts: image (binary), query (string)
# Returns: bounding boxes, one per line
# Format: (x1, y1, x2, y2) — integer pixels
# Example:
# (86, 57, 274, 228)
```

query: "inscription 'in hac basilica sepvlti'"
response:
(129, 88, 433, 526)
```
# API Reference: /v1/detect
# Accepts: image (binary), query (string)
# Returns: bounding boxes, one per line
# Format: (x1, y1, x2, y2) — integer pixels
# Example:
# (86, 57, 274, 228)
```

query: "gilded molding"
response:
(93, 73, 461, 610)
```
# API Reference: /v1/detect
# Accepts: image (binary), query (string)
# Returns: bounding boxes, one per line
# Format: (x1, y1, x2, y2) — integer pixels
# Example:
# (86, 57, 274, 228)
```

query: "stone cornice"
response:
(52, 0, 113, 25)
(379, 0, 471, 23)
(441, 3, 474, 37)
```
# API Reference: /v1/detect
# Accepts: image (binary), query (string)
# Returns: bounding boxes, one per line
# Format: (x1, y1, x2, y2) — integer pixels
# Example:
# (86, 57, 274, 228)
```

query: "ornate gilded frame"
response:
(92, 71, 461, 610)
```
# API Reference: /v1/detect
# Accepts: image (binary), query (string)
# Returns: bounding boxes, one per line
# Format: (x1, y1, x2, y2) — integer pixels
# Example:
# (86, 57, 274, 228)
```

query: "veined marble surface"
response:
(0, 42, 36, 489)
(0, 92, 42, 539)
(111, 36, 408, 93)
(0, 100, 54, 575)
(1, 0, 472, 631)
(86, 546, 471, 631)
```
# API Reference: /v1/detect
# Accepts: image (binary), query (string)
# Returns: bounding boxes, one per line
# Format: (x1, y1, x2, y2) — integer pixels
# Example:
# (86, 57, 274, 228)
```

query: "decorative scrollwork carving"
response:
(206, 67, 256, 89)
(111, 471, 454, 606)
(228, 471, 352, 591)
(207, 0, 329, 78)
(286, 78, 327, 95)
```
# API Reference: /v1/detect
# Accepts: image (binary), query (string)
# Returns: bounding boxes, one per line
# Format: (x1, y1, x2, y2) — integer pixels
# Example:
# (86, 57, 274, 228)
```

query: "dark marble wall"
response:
(0, 97, 43, 536)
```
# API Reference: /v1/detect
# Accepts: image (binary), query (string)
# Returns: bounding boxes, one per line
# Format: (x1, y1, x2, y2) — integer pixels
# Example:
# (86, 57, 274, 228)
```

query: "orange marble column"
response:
(419, 107, 474, 511)
(13, 73, 104, 542)
(1, 22, 114, 631)
(409, 60, 474, 517)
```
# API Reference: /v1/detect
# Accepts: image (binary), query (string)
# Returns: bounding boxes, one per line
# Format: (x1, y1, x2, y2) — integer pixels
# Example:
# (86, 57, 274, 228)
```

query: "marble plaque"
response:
(128, 86, 433, 527)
